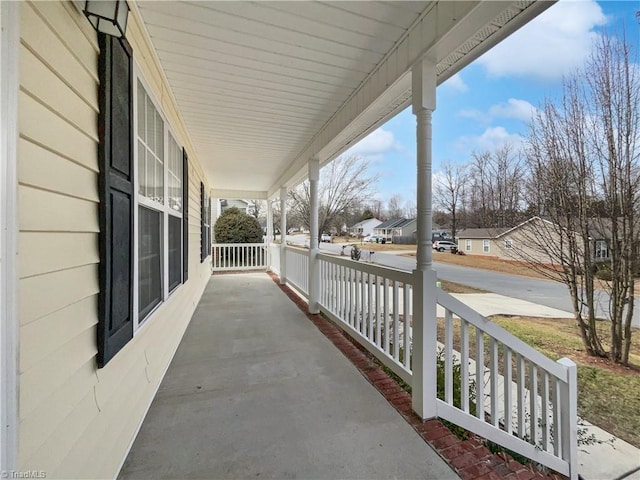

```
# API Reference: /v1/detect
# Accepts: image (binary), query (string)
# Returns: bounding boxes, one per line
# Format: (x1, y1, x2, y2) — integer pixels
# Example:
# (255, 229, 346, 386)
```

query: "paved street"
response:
(285, 235, 639, 327)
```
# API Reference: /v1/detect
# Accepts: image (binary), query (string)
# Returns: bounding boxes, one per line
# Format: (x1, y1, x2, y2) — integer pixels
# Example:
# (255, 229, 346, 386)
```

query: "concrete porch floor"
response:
(119, 273, 458, 479)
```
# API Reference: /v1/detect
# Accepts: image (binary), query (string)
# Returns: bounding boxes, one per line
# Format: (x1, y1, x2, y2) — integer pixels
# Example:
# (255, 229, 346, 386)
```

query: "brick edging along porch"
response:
(267, 272, 566, 480)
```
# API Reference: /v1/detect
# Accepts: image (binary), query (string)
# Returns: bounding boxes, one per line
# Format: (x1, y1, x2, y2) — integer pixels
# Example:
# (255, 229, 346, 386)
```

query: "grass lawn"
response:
(488, 316, 640, 448)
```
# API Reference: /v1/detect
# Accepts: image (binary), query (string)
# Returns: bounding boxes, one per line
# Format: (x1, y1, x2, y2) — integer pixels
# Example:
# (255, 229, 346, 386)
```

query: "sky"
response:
(344, 0, 640, 209)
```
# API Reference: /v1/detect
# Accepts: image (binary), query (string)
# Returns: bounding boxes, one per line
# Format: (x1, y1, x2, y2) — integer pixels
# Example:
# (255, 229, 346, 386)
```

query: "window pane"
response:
(139, 206, 162, 321)
(137, 82, 164, 205)
(168, 134, 182, 212)
(154, 156, 164, 204)
(138, 140, 146, 196)
(168, 214, 182, 292)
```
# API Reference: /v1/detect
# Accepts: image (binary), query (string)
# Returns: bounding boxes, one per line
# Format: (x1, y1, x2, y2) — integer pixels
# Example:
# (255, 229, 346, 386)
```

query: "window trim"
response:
(465, 239, 472, 251)
(483, 239, 490, 253)
(595, 239, 609, 259)
(133, 65, 185, 331)
(504, 239, 513, 249)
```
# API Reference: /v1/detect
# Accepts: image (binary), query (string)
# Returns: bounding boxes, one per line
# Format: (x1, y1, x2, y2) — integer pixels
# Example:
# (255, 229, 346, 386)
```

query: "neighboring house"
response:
(457, 228, 510, 256)
(458, 217, 613, 263)
(349, 218, 382, 237)
(373, 218, 416, 242)
(220, 198, 252, 214)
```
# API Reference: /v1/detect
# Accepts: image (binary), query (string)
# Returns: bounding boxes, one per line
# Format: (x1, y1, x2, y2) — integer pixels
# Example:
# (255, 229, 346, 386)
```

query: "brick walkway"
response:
(269, 272, 566, 480)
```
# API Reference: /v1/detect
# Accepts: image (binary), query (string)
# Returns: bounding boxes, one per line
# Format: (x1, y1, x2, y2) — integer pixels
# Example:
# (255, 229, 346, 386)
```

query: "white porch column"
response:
(266, 198, 273, 269)
(280, 186, 287, 285)
(411, 58, 438, 420)
(308, 156, 320, 313)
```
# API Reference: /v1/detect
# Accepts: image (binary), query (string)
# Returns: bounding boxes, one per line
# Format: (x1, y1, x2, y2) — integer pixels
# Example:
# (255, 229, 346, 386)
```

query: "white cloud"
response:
(346, 127, 400, 158)
(458, 108, 487, 122)
(457, 98, 537, 124)
(488, 99, 537, 122)
(455, 126, 524, 153)
(441, 73, 468, 93)
(477, 0, 606, 80)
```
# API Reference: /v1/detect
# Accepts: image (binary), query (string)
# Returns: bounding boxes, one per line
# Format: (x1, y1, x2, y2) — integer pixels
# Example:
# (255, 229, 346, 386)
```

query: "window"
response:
(135, 78, 186, 324)
(504, 239, 513, 249)
(465, 239, 472, 251)
(483, 240, 490, 253)
(201, 183, 211, 262)
(595, 240, 609, 259)
(97, 36, 189, 365)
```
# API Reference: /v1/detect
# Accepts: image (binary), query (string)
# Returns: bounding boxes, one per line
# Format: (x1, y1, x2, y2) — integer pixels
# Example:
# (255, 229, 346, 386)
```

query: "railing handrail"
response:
(213, 242, 266, 247)
(285, 245, 309, 254)
(437, 289, 570, 381)
(317, 252, 414, 284)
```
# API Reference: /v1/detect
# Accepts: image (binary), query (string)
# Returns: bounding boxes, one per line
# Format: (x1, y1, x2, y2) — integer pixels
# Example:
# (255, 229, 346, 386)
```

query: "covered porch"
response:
(119, 273, 458, 479)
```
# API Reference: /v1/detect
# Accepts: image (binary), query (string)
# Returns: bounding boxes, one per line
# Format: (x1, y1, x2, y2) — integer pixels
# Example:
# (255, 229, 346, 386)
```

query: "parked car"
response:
(432, 240, 457, 252)
(363, 235, 385, 243)
(321, 233, 332, 243)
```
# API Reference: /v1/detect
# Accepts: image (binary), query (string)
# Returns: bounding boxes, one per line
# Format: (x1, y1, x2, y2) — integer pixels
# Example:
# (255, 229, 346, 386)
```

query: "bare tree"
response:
(248, 200, 263, 219)
(587, 31, 640, 364)
(434, 161, 469, 239)
(386, 194, 405, 219)
(288, 154, 379, 240)
(513, 32, 638, 364)
(467, 145, 524, 228)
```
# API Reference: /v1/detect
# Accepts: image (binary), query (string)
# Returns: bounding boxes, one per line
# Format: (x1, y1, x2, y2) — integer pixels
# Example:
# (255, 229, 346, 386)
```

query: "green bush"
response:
(594, 262, 613, 281)
(214, 207, 263, 243)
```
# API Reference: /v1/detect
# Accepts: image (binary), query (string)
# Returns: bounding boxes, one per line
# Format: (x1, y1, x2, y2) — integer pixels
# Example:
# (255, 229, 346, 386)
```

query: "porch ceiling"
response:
(134, 1, 553, 197)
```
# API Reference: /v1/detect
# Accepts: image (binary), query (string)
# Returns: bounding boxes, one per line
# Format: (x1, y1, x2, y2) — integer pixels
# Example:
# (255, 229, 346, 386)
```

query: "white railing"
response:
(317, 253, 414, 384)
(213, 242, 577, 478)
(269, 243, 280, 276)
(436, 291, 577, 477)
(285, 246, 309, 297)
(212, 243, 267, 271)
(309, 253, 576, 478)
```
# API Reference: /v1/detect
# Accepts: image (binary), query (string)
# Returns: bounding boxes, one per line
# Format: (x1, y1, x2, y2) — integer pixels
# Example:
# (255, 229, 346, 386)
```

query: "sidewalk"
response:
(445, 292, 640, 480)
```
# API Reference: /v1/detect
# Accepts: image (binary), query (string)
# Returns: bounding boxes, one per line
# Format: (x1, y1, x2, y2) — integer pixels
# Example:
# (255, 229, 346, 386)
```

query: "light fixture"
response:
(83, 0, 129, 38)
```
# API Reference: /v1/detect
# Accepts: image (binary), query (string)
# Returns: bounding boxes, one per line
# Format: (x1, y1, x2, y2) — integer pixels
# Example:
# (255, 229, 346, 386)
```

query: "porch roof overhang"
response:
(134, 1, 554, 199)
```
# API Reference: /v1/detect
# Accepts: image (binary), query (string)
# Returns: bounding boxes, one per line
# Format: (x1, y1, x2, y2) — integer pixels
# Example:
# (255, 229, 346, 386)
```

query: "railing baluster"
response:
(476, 327, 484, 420)
(504, 347, 513, 434)
(375, 275, 381, 348)
(350, 268, 356, 327)
(355, 270, 361, 332)
(553, 377, 561, 457)
(541, 370, 550, 452)
(461, 319, 470, 414)
(403, 283, 410, 368)
(530, 364, 538, 446)
(445, 308, 453, 405)
(383, 278, 389, 354)
(517, 354, 526, 438)
(393, 281, 399, 361)
(360, 270, 366, 334)
(368, 273, 374, 340)
(490, 338, 499, 427)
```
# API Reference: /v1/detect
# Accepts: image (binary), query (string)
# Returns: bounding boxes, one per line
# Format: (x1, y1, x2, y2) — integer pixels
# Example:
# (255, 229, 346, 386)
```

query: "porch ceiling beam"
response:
(268, 0, 554, 197)
(210, 189, 268, 200)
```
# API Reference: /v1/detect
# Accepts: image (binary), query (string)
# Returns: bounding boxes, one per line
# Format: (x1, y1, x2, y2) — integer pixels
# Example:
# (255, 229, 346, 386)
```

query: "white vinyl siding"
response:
(17, 3, 212, 478)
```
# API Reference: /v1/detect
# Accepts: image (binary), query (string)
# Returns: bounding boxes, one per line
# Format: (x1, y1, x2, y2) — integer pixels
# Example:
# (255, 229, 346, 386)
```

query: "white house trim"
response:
(0, 1, 19, 473)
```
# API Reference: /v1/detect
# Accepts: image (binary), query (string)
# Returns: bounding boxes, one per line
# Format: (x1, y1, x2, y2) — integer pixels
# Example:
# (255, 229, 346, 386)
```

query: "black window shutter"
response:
(97, 34, 134, 368)
(200, 182, 206, 262)
(183, 149, 189, 281)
